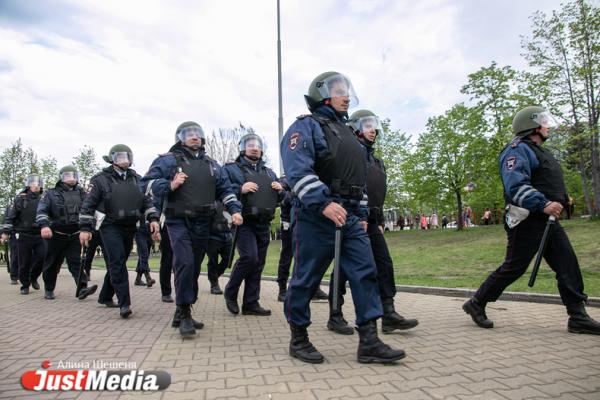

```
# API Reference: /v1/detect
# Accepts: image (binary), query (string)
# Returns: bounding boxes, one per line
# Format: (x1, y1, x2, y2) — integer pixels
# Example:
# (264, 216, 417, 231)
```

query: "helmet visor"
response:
(177, 126, 205, 142)
(60, 171, 79, 183)
(532, 111, 559, 129)
(111, 151, 133, 166)
(315, 73, 359, 108)
(357, 116, 381, 133)
(25, 175, 43, 187)
(239, 136, 264, 152)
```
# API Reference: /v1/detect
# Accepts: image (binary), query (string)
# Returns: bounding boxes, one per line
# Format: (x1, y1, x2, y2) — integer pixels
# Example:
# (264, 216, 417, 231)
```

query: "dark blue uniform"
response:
(276, 177, 294, 294)
(140, 143, 241, 306)
(37, 182, 91, 294)
(80, 166, 158, 309)
(135, 220, 153, 275)
(280, 105, 381, 328)
(206, 201, 232, 290)
(2, 189, 46, 290)
(223, 157, 281, 311)
(474, 136, 587, 306)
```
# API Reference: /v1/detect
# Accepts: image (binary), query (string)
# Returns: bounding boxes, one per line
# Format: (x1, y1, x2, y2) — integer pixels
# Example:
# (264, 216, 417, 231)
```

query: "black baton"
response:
(76, 245, 88, 297)
(528, 215, 556, 287)
(226, 225, 239, 271)
(331, 226, 342, 313)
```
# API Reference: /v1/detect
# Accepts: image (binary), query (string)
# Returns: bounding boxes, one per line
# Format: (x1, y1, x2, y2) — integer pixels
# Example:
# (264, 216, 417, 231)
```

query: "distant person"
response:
(441, 215, 448, 229)
(482, 208, 492, 225)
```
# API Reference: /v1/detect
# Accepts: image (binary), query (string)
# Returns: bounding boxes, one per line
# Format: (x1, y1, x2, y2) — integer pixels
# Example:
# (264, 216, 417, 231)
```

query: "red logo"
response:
(289, 132, 300, 150)
(20, 360, 170, 391)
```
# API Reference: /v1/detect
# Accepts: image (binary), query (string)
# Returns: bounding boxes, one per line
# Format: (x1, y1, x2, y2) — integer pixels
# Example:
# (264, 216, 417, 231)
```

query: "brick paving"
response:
(0, 268, 599, 399)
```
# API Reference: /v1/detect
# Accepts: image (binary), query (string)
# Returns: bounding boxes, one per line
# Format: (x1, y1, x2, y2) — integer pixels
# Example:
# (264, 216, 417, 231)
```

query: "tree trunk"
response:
(455, 189, 464, 231)
(577, 145, 593, 215)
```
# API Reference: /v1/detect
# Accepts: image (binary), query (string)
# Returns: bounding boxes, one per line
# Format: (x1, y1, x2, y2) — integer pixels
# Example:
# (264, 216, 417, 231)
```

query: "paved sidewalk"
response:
(0, 269, 599, 400)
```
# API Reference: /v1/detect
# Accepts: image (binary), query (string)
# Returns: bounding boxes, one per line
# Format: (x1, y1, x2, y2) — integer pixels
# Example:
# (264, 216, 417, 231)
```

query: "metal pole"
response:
(277, 0, 284, 175)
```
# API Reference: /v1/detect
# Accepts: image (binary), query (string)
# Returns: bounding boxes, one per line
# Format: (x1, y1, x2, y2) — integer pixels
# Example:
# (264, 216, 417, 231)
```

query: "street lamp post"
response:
(276, 0, 284, 175)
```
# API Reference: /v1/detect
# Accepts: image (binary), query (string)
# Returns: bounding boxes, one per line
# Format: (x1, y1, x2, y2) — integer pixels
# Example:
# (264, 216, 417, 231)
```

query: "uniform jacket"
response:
(79, 166, 159, 232)
(2, 189, 42, 234)
(139, 142, 242, 216)
(36, 181, 86, 232)
(280, 105, 368, 220)
(500, 136, 566, 213)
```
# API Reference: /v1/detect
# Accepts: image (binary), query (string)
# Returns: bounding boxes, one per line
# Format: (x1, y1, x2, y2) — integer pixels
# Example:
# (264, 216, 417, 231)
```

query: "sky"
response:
(0, 0, 565, 176)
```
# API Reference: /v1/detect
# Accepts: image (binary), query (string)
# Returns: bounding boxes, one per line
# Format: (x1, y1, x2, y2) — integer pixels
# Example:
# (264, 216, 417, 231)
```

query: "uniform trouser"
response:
(16, 233, 45, 289)
(42, 232, 87, 291)
(276, 226, 293, 285)
(285, 208, 383, 327)
(166, 218, 209, 306)
(224, 222, 270, 307)
(83, 233, 104, 277)
(9, 234, 19, 280)
(159, 225, 173, 296)
(206, 238, 232, 283)
(328, 222, 397, 308)
(135, 227, 153, 274)
(475, 216, 587, 306)
(98, 224, 136, 307)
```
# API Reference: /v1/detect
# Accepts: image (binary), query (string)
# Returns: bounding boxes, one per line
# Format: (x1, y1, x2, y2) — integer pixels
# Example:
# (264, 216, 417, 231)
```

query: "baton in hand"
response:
(76, 246, 88, 297)
(331, 226, 342, 313)
(226, 225, 239, 271)
(528, 215, 556, 287)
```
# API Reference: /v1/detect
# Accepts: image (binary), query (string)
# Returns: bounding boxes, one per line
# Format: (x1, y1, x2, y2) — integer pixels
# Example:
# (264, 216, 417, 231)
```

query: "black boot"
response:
(462, 297, 493, 329)
(567, 302, 600, 335)
(144, 271, 155, 288)
(356, 320, 406, 364)
(210, 279, 223, 295)
(134, 272, 146, 286)
(178, 304, 196, 337)
(312, 287, 328, 301)
(277, 281, 287, 302)
(78, 284, 98, 300)
(381, 298, 419, 332)
(289, 325, 324, 364)
(172, 306, 204, 329)
(327, 310, 354, 335)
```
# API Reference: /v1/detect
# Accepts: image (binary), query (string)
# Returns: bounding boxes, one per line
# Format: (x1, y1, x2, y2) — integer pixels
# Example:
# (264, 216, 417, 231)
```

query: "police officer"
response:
(276, 176, 293, 302)
(223, 133, 282, 316)
(1, 175, 46, 294)
(324, 110, 418, 335)
(206, 201, 233, 295)
(280, 71, 405, 363)
(38, 166, 98, 300)
(141, 121, 243, 337)
(79, 145, 160, 318)
(463, 106, 600, 335)
(134, 216, 156, 287)
(3, 204, 20, 285)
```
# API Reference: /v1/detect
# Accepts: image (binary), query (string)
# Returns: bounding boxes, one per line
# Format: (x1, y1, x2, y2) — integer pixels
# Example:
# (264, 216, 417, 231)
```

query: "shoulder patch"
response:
(289, 132, 300, 150)
(86, 183, 94, 194)
(506, 156, 517, 171)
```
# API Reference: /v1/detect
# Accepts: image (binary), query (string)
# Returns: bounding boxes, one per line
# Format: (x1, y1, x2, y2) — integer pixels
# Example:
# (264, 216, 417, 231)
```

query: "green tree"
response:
(521, 0, 600, 216)
(402, 104, 488, 230)
(0, 139, 38, 210)
(72, 146, 100, 188)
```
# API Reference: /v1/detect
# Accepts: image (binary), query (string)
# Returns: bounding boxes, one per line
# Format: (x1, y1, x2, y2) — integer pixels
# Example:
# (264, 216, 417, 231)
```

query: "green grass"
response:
(93, 218, 600, 297)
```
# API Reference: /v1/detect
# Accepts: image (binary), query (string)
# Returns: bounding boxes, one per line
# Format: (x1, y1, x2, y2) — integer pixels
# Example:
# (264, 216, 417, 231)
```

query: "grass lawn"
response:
(93, 218, 600, 297)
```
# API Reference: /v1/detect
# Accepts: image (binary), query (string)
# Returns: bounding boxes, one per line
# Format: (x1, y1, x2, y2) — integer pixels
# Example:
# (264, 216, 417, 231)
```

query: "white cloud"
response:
(0, 0, 563, 176)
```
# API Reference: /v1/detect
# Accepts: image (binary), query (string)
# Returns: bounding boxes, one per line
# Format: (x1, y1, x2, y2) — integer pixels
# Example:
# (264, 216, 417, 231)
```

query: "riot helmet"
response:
(304, 71, 359, 112)
(512, 106, 559, 139)
(59, 165, 79, 186)
(239, 133, 264, 161)
(103, 144, 133, 168)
